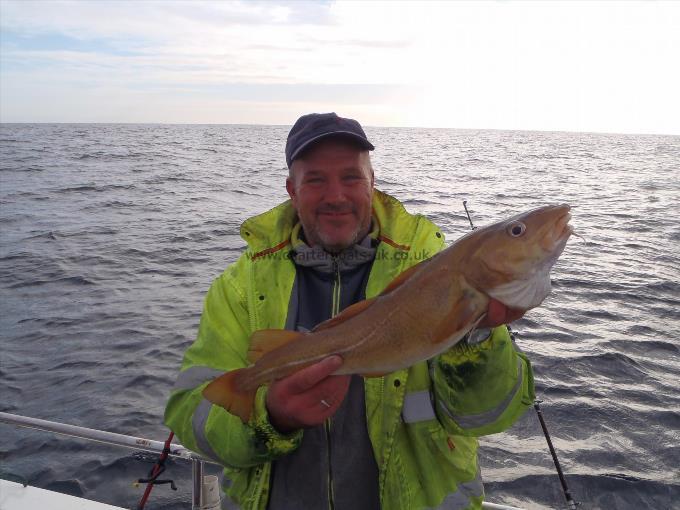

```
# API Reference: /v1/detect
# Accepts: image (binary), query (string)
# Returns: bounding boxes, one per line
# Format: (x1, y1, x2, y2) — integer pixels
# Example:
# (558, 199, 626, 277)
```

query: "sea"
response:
(1, 124, 678, 510)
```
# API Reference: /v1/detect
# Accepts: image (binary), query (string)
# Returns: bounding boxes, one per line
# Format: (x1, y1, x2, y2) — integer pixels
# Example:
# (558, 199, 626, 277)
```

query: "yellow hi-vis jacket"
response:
(165, 190, 535, 510)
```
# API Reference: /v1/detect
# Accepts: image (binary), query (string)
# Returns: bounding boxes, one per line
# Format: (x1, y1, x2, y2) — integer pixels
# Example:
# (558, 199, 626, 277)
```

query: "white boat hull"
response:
(0, 479, 127, 510)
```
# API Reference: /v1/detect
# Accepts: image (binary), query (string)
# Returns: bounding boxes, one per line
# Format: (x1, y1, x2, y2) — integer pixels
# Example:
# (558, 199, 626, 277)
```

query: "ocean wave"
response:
(55, 183, 134, 193)
(8, 275, 96, 289)
(484, 473, 680, 510)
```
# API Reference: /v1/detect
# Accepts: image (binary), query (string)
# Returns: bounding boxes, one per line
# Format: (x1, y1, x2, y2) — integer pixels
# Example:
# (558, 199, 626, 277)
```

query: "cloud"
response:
(1, 0, 679, 133)
(0, 0, 417, 82)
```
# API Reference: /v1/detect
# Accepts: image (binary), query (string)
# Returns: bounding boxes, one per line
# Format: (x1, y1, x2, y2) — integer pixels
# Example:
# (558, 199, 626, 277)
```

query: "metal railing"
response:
(0, 411, 214, 509)
(0, 411, 525, 510)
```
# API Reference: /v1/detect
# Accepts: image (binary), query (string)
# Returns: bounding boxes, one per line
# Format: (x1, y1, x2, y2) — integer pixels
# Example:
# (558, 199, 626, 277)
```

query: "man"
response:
(165, 113, 535, 510)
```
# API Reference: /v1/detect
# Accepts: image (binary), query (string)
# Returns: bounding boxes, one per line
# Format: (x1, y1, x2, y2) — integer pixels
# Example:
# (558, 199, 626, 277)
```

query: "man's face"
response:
(286, 139, 374, 253)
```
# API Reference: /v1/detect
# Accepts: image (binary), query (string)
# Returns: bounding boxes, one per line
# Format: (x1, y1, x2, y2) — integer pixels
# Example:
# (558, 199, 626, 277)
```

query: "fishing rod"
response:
(462, 200, 477, 230)
(462, 201, 578, 510)
(532, 399, 578, 510)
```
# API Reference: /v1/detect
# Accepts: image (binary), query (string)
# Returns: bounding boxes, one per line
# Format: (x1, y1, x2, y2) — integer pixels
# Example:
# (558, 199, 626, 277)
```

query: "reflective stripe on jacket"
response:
(164, 190, 535, 510)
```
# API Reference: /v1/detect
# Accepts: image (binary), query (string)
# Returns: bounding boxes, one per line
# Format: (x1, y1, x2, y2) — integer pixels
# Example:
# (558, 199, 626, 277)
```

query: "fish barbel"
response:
(204, 204, 573, 422)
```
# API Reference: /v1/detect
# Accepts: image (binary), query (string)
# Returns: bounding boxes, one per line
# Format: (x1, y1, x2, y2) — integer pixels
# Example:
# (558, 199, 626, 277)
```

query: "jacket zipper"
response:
(331, 256, 341, 320)
(325, 419, 335, 510)
(326, 256, 341, 510)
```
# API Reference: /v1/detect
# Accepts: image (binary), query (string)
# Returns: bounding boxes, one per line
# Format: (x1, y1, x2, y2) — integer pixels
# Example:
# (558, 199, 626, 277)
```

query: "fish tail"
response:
(202, 368, 257, 423)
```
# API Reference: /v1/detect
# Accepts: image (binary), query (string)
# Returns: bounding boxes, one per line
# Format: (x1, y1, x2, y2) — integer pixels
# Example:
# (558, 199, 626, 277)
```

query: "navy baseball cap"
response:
(285, 112, 375, 168)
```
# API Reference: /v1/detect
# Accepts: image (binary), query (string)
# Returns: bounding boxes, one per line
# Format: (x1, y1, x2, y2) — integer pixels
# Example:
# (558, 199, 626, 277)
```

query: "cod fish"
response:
(204, 204, 573, 422)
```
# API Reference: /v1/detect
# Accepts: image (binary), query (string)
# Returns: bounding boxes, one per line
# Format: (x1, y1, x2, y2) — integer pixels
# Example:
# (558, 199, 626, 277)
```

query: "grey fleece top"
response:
(266, 232, 381, 510)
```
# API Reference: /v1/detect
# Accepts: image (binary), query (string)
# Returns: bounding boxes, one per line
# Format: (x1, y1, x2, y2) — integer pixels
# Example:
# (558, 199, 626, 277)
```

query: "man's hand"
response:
(478, 298, 525, 329)
(266, 355, 350, 434)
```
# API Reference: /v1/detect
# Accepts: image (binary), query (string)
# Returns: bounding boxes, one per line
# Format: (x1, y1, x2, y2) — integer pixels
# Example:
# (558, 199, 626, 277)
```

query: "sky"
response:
(1, 0, 679, 134)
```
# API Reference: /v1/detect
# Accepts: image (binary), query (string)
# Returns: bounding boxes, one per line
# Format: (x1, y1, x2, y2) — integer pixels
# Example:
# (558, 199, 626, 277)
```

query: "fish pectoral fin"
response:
(432, 295, 484, 345)
(359, 371, 390, 377)
(247, 330, 303, 363)
(464, 313, 487, 341)
(202, 369, 256, 423)
(311, 297, 377, 332)
(380, 262, 423, 295)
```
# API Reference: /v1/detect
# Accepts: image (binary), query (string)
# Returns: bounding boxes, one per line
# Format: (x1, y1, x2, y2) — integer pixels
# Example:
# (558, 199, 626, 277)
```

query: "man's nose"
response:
(324, 178, 347, 203)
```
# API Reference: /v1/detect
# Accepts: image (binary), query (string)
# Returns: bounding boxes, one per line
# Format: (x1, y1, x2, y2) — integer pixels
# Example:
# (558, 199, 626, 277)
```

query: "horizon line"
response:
(1, 121, 677, 138)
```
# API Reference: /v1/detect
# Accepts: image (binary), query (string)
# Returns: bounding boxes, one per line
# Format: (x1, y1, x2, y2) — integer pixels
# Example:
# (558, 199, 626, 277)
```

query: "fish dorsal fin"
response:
(312, 297, 377, 333)
(247, 330, 303, 363)
(380, 262, 423, 295)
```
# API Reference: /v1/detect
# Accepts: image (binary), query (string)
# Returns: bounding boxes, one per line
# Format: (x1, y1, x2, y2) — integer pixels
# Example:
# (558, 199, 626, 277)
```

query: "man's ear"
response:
(286, 177, 297, 207)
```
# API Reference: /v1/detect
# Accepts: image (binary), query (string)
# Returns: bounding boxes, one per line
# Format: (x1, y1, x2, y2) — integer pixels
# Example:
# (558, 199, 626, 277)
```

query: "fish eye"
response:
(507, 221, 526, 237)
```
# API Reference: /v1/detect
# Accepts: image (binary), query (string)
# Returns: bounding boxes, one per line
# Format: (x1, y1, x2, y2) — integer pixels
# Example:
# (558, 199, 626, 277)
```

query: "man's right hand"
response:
(265, 355, 350, 434)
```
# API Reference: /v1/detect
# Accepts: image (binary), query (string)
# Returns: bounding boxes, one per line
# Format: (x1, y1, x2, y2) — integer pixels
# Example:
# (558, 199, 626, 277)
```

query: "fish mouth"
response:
(540, 206, 573, 253)
(556, 210, 573, 242)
